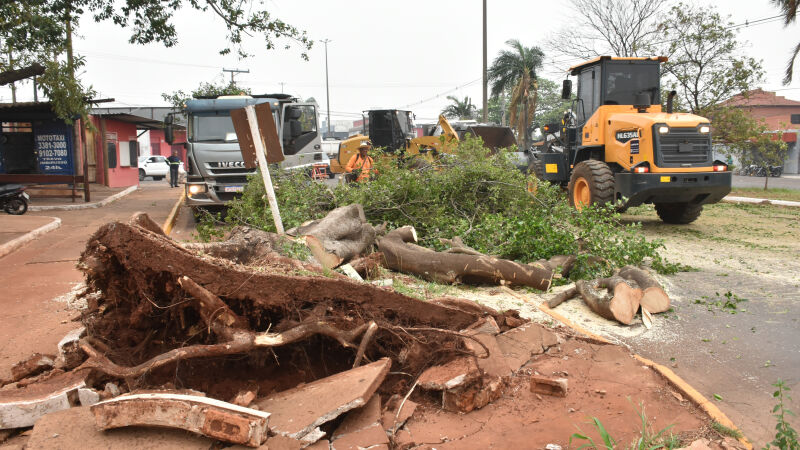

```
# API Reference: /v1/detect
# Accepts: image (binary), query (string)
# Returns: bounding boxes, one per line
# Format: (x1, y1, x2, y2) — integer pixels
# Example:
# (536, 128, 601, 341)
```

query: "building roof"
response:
(724, 88, 800, 107)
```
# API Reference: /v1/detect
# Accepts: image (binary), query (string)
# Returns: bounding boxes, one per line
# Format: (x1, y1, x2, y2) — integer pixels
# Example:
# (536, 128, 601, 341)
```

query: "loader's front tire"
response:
(654, 202, 703, 224)
(568, 160, 614, 210)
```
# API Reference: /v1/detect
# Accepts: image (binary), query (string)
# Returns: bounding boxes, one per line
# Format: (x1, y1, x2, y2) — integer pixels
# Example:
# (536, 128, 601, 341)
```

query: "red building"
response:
(723, 89, 800, 174)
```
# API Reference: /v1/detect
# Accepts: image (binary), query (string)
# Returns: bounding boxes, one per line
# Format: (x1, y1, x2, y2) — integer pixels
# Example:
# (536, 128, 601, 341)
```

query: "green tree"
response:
(659, 3, 763, 115)
(535, 78, 573, 128)
(771, 0, 800, 84)
(162, 80, 252, 111)
(488, 39, 544, 150)
(712, 106, 788, 190)
(441, 95, 477, 120)
(1, 0, 311, 122)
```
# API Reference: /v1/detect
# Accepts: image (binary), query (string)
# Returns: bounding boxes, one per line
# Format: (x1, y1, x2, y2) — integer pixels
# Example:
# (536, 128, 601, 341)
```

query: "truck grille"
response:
(653, 126, 712, 167)
(208, 168, 257, 176)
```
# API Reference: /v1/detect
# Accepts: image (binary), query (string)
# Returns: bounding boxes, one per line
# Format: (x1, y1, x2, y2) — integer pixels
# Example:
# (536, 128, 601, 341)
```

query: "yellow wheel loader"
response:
(330, 111, 460, 173)
(532, 56, 731, 224)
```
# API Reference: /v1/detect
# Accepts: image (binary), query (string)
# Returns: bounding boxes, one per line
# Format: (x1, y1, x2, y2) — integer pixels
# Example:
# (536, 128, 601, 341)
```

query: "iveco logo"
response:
(214, 161, 245, 168)
(615, 130, 639, 143)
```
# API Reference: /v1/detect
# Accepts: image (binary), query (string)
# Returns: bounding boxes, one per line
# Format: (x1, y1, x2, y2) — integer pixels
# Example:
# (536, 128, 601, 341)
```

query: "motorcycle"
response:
(0, 184, 29, 215)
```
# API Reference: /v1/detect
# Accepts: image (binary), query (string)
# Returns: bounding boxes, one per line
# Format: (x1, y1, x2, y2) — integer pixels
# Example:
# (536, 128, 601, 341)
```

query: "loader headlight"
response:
(699, 125, 711, 133)
(658, 126, 670, 134)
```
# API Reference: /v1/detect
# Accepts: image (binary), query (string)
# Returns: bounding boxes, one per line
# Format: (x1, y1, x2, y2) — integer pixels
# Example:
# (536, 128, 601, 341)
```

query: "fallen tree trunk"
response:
(378, 226, 553, 291)
(288, 204, 383, 269)
(576, 277, 641, 325)
(618, 265, 670, 313)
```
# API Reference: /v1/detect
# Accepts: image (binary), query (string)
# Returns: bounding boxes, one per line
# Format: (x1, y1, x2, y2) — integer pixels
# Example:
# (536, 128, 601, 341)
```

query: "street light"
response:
(321, 39, 332, 137)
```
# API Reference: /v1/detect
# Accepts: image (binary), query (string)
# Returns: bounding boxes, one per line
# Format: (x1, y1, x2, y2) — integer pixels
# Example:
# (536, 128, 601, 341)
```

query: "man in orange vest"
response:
(345, 140, 376, 182)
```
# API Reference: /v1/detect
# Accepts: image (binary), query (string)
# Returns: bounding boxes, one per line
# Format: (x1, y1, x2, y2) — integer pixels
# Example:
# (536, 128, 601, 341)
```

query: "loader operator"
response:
(345, 141, 376, 183)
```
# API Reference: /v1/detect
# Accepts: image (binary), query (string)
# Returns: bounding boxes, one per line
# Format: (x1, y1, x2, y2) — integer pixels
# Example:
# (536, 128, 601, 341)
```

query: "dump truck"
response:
(531, 56, 731, 224)
(165, 94, 321, 207)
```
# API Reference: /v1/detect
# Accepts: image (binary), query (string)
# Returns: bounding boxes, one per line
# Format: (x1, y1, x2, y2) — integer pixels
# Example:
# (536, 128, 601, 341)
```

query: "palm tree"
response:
(441, 95, 477, 120)
(772, 0, 800, 83)
(488, 39, 544, 150)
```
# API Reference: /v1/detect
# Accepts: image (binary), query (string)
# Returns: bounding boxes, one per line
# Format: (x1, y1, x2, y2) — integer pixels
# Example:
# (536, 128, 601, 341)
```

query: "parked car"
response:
(138, 155, 184, 181)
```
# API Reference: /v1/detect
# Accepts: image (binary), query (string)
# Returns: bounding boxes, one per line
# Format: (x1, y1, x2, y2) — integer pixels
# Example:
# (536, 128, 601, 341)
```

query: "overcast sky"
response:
(3, 0, 800, 124)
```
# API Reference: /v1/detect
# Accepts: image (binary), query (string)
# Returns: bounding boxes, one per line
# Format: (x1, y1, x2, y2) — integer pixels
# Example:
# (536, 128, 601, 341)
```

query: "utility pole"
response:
(223, 68, 249, 86)
(321, 39, 332, 137)
(482, 0, 488, 123)
(279, 82, 286, 93)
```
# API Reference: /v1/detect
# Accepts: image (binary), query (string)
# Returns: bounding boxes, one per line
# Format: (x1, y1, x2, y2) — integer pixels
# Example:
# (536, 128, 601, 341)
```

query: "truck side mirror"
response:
(561, 79, 572, 100)
(164, 113, 174, 145)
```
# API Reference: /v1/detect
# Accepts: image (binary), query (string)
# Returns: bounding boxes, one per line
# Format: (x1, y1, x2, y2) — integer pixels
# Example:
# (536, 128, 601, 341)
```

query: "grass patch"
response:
(729, 187, 800, 202)
(693, 291, 748, 314)
(712, 421, 743, 439)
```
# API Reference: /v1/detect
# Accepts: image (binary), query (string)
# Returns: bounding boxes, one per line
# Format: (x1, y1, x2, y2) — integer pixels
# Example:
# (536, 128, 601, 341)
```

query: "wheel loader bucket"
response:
(466, 126, 517, 153)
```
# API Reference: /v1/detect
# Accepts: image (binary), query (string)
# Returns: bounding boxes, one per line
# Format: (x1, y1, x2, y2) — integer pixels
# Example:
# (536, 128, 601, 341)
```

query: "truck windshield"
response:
(191, 115, 236, 142)
(396, 111, 415, 138)
(604, 63, 660, 106)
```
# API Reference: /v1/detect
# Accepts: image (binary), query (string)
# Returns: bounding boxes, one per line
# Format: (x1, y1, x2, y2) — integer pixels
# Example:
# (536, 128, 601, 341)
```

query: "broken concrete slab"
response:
(91, 393, 270, 447)
(463, 334, 512, 378)
(264, 434, 303, 449)
(254, 358, 391, 442)
(381, 396, 417, 432)
(231, 390, 257, 407)
(530, 375, 568, 397)
(332, 394, 381, 440)
(463, 316, 500, 336)
(330, 424, 388, 450)
(55, 327, 86, 370)
(496, 322, 559, 371)
(305, 439, 331, 450)
(10, 354, 54, 382)
(417, 357, 481, 391)
(0, 370, 86, 429)
(77, 388, 100, 406)
(25, 406, 211, 450)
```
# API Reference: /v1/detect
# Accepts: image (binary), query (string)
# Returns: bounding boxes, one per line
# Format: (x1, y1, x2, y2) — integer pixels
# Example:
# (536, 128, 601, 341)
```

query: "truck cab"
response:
(166, 94, 321, 206)
(534, 56, 731, 224)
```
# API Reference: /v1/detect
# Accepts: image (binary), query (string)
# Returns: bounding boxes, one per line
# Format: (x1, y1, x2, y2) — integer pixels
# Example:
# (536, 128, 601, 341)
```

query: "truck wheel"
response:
(139, 169, 146, 181)
(655, 202, 703, 224)
(568, 160, 614, 210)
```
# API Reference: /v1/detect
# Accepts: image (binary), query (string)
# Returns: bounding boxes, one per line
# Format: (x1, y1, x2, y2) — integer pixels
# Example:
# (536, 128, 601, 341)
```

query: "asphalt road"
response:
(732, 174, 800, 189)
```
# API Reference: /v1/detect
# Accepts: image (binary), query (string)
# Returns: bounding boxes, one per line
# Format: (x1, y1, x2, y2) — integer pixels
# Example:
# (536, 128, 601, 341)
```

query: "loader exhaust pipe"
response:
(667, 90, 677, 113)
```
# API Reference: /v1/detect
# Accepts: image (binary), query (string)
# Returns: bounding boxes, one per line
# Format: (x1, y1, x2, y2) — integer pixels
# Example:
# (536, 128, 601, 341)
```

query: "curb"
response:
(0, 217, 61, 259)
(722, 195, 800, 208)
(537, 303, 753, 449)
(29, 186, 138, 212)
(162, 190, 186, 235)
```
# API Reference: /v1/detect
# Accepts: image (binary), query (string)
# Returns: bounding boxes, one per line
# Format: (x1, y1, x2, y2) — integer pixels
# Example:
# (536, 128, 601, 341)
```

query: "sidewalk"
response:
(28, 183, 136, 211)
(723, 195, 800, 207)
(0, 183, 181, 380)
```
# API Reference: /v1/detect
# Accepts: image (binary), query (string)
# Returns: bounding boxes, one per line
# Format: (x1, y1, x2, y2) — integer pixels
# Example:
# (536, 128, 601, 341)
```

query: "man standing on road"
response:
(345, 140, 376, 183)
(167, 150, 181, 188)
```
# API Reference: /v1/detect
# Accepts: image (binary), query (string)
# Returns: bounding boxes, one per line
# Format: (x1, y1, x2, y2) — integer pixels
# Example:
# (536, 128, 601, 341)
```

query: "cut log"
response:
(618, 265, 671, 313)
(575, 277, 641, 325)
(546, 285, 577, 309)
(289, 204, 382, 269)
(379, 226, 553, 291)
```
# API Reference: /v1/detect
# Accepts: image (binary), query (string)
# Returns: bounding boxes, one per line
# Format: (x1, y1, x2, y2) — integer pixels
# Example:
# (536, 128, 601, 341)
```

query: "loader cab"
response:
(569, 57, 664, 128)
(367, 109, 415, 153)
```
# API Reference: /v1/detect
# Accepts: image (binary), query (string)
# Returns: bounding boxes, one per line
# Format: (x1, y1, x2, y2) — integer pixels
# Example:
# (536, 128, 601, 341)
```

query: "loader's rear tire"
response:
(568, 160, 614, 210)
(654, 202, 703, 224)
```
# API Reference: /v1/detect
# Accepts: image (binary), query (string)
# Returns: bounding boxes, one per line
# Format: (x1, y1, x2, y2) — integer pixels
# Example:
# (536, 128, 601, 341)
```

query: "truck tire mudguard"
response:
(615, 171, 731, 207)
